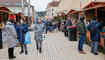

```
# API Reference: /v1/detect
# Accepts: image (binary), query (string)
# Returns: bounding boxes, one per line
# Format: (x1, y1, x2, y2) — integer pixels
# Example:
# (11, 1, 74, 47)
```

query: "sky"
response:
(30, 0, 53, 12)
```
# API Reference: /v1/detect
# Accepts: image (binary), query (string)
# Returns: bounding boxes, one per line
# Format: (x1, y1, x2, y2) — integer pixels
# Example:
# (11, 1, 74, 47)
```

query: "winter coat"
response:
(77, 20, 86, 35)
(34, 22, 46, 41)
(3, 21, 17, 48)
(16, 25, 22, 42)
(19, 23, 28, 43)
(87, 20, 101, 41)
(102, 27, 105, 39)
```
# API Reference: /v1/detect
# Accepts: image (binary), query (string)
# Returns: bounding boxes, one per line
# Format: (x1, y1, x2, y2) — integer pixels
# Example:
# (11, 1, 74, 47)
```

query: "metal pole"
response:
(22, 0, 24, 15)
(0, 28, 2, 49)
(28, 0, 30, 27)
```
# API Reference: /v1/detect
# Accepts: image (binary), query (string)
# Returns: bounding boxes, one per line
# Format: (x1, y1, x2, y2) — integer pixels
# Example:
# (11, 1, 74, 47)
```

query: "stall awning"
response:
(0, 6, 12, 13)
(83, 1, 105, 11)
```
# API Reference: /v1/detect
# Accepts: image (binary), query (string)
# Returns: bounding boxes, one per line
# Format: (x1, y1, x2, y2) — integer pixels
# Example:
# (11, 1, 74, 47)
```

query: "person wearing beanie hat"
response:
(3, 18, 17, 59)
(19, 18, 28, 55)
(76, 16, 87, 54)
(34, 17, 46, 53)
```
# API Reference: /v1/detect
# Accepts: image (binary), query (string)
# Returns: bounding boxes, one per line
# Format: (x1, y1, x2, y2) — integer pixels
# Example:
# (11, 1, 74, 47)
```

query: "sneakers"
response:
(94, 53, 98, 55)
(91, 51, 98, 55)
(79, 51, 86, 54)
(20, 51, 24, 54)
(91, 51, 94, 53)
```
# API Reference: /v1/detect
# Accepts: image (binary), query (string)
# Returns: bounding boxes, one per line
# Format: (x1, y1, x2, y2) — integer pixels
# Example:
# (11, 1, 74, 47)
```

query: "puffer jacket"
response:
(34, 22, 46, 41)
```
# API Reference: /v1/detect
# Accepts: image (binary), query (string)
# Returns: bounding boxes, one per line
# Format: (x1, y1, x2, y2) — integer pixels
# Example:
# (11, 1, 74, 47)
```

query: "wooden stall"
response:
(83, 1, 105, 48)
(0, 6, 12, 49)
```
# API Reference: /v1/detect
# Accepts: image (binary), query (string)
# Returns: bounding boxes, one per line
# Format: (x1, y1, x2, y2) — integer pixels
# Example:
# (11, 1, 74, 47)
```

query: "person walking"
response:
(19, 18, 28, 55)
(77, 16, 86, 54)
(57, 20, 61, 31)
(87, 16, 101, 55)
(34, 17, 46, 53)
(44, 17, 50, 34)
(4, 19, 17, 59)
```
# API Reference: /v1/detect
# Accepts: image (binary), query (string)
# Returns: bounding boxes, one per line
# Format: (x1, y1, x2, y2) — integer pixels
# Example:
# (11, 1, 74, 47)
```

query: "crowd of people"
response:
(2, 15, 105, 59)
(3, 17, 29, 59)
(58, 15, 105, 55)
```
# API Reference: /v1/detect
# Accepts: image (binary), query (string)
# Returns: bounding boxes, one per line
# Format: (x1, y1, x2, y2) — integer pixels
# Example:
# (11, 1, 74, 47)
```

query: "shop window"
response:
(15, 3, 22, 6)
(0, 2, 1, 5)
(4, 2, 10, 6)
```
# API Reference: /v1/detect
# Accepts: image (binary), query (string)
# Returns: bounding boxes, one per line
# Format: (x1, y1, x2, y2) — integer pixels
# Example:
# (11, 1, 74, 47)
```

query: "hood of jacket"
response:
(91, 20, 97, 24)
(6, 21, 13, 25)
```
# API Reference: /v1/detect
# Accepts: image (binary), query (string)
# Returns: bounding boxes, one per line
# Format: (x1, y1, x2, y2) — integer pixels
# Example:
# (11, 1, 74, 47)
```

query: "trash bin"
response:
(68, 26, 77, 41)
(0, 28, 3, 49)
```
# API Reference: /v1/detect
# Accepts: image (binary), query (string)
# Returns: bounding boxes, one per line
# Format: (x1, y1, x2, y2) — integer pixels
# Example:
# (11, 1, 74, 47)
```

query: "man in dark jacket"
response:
(64, 16, 72, 37)
(87, 16, 101, 55)
(77, 16, 86, 54)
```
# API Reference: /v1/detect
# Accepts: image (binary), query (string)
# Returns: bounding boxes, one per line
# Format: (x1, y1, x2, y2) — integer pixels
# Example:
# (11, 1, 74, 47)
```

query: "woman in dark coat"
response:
(16, 18, 28, 55)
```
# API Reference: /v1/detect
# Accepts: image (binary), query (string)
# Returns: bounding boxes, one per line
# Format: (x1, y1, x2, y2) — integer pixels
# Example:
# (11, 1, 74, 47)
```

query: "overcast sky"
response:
(29, 0, 53, 12)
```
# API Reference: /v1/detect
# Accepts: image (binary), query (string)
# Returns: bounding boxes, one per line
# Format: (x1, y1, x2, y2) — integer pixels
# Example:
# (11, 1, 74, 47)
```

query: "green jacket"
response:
(77, 21, 86, 35)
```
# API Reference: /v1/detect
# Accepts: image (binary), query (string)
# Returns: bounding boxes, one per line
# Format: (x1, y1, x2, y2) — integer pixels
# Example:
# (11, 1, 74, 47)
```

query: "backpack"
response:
(89, 23, 97, 34)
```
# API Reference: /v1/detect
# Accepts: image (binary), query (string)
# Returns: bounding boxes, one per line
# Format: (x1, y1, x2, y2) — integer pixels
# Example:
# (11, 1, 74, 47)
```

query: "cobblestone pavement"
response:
(0, 31, 105, 60)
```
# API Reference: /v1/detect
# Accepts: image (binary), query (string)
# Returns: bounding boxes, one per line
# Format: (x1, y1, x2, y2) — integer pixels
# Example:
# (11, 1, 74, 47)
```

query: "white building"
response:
(46, 1, 60, 18)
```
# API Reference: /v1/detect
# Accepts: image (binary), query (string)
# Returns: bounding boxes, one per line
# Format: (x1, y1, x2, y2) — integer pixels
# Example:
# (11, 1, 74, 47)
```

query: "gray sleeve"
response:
(34, 24, 38, 33)
(11, 26, 17, 39)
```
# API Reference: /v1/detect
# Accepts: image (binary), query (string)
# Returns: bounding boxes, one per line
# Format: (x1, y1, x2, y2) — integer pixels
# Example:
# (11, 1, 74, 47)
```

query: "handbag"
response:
(24, 32, 31, 44)
(42, 33, 46, 40)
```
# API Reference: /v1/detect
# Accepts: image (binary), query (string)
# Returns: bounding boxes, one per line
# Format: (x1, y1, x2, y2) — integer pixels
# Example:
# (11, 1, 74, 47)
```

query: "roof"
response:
(83, 1, 105, 9)
(0, 6, 12, 12)
(47, 1, 60, 8)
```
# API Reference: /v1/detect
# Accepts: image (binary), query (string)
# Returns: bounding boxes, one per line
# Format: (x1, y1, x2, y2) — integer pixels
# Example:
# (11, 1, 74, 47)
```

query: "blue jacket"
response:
(16, 23, 28, 43)
(87, 20, 101, 41)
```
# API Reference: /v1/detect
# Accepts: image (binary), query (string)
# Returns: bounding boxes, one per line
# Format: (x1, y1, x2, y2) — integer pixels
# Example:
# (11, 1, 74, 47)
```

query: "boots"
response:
(37, 45, 39, 50)
(39, 48, 42, 53)
(25, 51, 28, 55)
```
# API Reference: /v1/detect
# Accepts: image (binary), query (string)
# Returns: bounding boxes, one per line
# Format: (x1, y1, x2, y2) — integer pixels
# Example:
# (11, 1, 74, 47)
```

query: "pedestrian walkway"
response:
(0, 31, 104, 60)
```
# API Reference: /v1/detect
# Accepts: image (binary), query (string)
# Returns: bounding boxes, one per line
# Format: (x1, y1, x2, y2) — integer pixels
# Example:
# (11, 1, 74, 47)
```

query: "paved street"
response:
(0, 31, 105, 60)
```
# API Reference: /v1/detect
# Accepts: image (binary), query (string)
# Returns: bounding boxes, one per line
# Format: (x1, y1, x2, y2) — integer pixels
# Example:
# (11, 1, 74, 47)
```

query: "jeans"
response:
(91, 41, 99, 53)
(8, 47, 14, 58)
(78, 35, 86, 51)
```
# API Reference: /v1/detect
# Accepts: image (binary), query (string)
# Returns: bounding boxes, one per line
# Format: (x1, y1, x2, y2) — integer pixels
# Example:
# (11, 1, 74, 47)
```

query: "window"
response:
(52, 8, 54, 11)
(4, 2, 10, 5)
(52, 13, 54, 16)
(0, 2, 1, 5)
(15, 3, 22, 5)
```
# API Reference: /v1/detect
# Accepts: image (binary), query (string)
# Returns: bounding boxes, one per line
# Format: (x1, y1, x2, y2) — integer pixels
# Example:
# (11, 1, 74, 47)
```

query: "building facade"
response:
(46, 1, 60, 18)
(0, 0, 34, 16)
